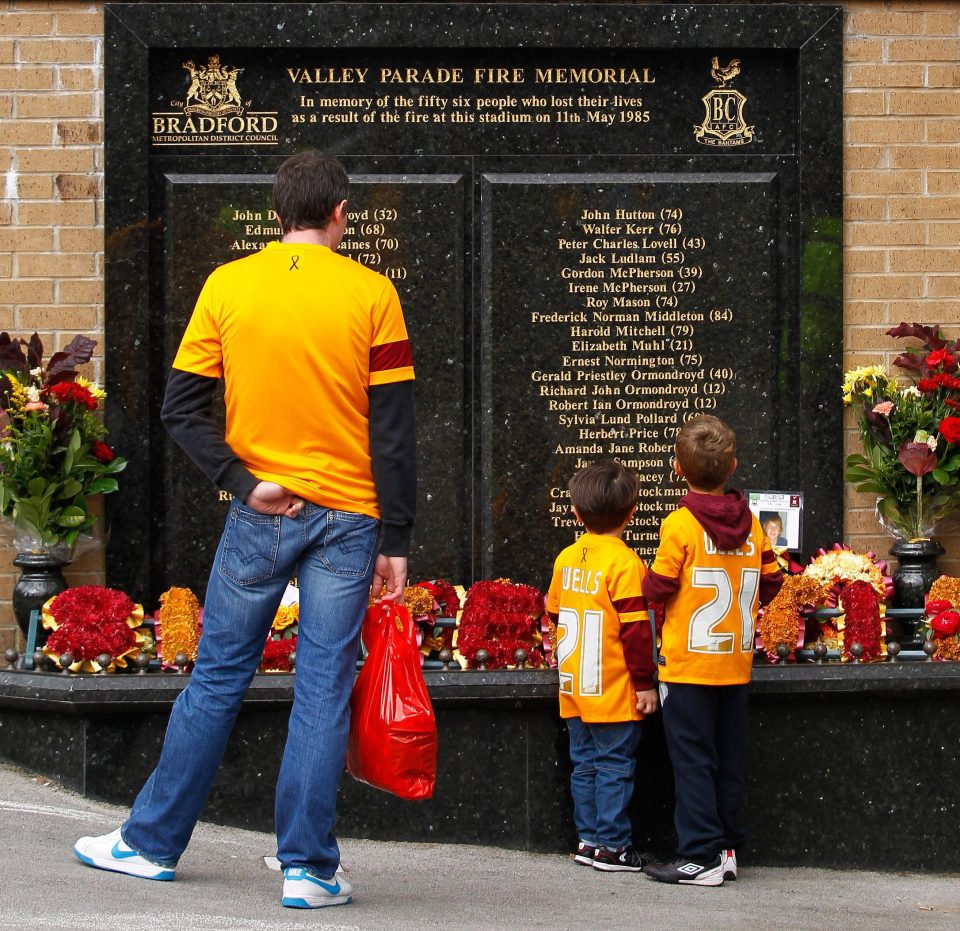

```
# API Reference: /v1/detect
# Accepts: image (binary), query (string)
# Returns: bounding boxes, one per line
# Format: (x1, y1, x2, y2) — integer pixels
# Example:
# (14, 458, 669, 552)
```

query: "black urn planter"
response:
(12, 553, 69, 647)
(889, 539, 944, 645)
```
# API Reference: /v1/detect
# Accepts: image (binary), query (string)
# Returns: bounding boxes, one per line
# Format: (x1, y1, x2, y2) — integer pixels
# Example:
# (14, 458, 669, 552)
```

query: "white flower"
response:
(25, 386, 40, 403)
(29, 367, 42, 378)
(901, 386, 922, 398)
(928, 435, 938, 451)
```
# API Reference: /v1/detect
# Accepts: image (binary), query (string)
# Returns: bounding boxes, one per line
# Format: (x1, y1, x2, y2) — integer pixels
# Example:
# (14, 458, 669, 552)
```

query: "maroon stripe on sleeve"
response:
(613, 595, 648, 614)
(759, 571, 784, 606)
(761, 549, 777, 565)
(370, 339, 413, 372)
(620, 617, 656, 691)
(642, 569, 681, 603)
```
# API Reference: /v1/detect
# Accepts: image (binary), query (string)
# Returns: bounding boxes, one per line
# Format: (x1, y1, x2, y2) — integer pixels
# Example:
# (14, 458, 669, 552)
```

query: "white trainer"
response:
(73, 828, 175, 881)
(722, 848, 738, 881)
(282, 866, 353, 908)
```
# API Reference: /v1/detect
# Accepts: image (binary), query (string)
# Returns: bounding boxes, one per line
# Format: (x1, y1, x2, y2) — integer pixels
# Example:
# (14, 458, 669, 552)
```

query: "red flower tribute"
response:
(839, 580, 883, 663)
(457, 579, 546, 669)
(47, 585, 135, 626)
(41, 585, 144, 671)
(261, 635, 297, 672)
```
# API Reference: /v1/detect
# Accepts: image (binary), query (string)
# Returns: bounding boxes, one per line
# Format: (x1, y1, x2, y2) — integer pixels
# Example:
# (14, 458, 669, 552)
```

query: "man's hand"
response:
(244, 481, 304, 517)
(635, 688, 659, 715)
(371, 554, 408, 603)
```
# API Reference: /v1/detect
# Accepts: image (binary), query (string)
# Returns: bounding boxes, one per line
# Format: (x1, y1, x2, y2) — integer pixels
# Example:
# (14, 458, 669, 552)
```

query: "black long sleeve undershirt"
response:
(160, 369, 417, 556)
(369, 380, 416, 555)
(161, 370, 259, 504)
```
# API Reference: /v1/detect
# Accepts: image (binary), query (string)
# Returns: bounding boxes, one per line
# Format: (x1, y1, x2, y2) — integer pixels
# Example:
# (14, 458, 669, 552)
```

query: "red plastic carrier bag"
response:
(346, 602, 437, 800)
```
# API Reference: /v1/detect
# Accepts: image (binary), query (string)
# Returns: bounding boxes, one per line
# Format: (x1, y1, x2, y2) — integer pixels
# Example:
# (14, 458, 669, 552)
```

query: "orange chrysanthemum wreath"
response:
(759, 575, 825, 661)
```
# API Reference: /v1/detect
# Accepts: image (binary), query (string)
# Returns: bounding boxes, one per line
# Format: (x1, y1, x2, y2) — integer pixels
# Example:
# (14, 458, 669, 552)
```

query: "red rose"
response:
(91, 440, 115, 464)
(918, 378, 938, 392)
(931, 610, 960, 638)
(926, 599, 953, 615)
(939, 416, 960, 445)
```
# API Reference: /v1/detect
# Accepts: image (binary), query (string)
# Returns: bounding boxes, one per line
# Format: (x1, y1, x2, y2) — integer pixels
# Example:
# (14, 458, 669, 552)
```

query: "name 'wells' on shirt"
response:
(561, 565, 603, 595)
(702, 533, 755, 558)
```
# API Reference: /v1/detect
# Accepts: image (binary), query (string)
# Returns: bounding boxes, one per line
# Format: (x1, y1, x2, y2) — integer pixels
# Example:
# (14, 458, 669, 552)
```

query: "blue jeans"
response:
(122, 500, 379, 878)
(567, 717, 643, 850)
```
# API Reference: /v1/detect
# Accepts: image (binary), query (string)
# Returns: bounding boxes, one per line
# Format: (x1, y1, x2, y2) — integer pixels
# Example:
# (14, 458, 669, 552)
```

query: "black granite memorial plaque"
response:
(105, 4, 841, 602)
(158, 172, 466, 594)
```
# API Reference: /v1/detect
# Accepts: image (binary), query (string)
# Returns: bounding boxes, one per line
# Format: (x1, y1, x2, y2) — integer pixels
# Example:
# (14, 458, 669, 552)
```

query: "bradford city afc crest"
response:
(183, 55, 245, 117)
(694, 56, 754, 147)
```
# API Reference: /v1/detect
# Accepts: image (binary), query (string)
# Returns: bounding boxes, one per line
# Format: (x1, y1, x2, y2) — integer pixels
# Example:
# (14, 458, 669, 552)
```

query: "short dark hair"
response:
(674, 415, 737, 489)
(273, 152, 349, 234)
(568, 460, 639, 533)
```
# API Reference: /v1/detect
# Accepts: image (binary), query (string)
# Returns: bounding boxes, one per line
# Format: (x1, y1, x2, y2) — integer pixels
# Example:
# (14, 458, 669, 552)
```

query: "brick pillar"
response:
(843, 1, 960, 574)
(0, 3, 105, 651)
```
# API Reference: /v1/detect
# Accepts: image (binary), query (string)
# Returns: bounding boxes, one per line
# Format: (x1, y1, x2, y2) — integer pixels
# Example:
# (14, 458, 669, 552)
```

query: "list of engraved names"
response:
(533, 201, 735, 554)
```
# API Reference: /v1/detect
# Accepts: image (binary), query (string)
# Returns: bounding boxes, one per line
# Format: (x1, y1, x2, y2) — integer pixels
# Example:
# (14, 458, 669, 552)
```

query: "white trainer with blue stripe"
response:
(73, 828, 175, 881)
(282, 866, 353, 908)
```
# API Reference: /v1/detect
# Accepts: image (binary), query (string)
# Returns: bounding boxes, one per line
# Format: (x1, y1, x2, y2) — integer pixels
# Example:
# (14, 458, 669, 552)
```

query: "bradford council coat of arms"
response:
(183, 55, 245, 117)
(694, 56, 754, 147)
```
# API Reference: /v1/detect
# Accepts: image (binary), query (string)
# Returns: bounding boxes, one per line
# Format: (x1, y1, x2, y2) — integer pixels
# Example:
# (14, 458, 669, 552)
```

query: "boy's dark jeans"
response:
(659, 681, 749, 862)
(567, 717, 643, 850)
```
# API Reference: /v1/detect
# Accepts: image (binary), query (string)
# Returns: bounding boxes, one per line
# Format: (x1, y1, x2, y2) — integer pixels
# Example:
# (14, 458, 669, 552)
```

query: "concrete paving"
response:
(0, 760, 957, 931)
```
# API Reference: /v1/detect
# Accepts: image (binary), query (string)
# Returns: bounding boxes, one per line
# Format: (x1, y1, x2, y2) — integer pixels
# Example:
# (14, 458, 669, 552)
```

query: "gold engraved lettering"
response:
(535, 67, 655, 84)
(379, 67, 464, 84)
(286, 67, 369, 83)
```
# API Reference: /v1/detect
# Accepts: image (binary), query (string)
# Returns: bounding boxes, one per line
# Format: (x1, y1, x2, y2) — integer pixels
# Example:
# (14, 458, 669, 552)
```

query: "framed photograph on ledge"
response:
(746, 491, 804, 552)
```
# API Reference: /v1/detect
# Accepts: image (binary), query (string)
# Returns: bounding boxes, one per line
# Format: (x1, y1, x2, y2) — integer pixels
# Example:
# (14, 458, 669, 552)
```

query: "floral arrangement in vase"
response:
(0, 332, 126, 555)
(843, 323, 960, 541)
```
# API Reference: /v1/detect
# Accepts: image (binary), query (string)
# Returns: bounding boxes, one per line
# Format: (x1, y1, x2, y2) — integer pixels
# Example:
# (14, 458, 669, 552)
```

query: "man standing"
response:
(73, 153, 416, 910)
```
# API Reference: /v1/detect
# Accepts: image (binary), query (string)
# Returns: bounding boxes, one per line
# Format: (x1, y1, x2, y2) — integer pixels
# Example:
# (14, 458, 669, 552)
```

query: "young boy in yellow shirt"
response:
(546, 460, 658, 872)
(641, 416, 783, 886)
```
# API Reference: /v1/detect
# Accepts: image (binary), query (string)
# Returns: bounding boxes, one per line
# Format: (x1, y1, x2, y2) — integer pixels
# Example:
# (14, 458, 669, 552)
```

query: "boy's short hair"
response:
(760, 511, 783, 530)
(675, 415, 737, 489)
(568, 460, 639, 533)
(273, 152, 349, 234)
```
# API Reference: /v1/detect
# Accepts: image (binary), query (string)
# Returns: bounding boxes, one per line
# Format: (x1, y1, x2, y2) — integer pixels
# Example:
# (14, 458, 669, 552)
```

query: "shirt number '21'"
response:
(688, 567, 760, 653)
(556, 608, 604, 696)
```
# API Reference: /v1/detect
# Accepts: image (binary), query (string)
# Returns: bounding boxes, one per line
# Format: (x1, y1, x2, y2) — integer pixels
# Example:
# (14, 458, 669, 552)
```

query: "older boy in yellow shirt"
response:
(641, 416, 782, 886)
